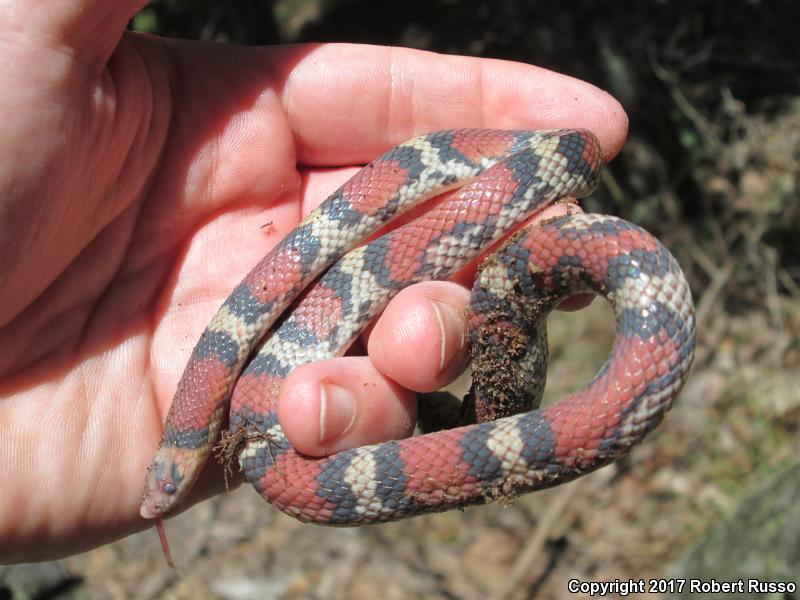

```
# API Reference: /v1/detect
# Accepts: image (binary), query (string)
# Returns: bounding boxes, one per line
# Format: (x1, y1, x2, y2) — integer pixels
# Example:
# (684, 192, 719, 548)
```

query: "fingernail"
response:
(430, 299, 465, 371)
(319, 383, 357, 444)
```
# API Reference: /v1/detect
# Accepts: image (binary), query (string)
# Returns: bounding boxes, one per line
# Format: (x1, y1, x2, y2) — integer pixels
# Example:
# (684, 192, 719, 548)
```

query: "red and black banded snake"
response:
(140, 128, 695, 528)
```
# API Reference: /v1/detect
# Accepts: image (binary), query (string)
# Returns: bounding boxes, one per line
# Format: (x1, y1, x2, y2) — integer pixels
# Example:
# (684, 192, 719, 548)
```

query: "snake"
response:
(140, 128, 695, 525)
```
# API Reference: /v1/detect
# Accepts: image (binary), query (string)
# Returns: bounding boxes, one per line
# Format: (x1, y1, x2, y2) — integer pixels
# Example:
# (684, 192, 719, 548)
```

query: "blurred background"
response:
(3, 0, 798, 598)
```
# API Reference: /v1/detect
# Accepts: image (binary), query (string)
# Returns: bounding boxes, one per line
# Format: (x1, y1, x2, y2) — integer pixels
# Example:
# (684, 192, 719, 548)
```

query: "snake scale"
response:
(140, 128, 695, 525)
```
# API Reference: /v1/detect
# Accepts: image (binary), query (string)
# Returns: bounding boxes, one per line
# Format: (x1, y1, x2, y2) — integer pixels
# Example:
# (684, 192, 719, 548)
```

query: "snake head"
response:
(140, 446, 201, 519)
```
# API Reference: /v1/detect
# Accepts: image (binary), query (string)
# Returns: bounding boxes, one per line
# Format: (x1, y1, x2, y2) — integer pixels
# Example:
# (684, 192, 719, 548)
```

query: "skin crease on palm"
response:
(0, 1, 628, 563)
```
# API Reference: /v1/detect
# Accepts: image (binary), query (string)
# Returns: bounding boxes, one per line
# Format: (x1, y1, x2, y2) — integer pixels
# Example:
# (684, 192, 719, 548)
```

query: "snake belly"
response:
(140, 128, 695, 524)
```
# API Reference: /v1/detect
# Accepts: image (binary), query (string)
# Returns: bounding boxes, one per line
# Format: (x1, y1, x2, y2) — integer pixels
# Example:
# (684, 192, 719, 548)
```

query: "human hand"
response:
(0, 0, 627, 562)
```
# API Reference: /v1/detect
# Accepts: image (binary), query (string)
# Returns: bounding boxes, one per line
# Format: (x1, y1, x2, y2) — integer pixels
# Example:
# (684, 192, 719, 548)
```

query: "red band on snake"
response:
(140, 129, 695, 524)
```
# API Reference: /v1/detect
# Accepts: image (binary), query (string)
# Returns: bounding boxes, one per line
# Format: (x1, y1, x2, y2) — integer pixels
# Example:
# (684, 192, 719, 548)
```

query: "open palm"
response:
(0, 2, 626, 563)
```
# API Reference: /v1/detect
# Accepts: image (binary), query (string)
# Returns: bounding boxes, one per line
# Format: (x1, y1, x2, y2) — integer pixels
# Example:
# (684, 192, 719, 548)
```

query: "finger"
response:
(364, 200, 596, 389)
(273, 44, 628, 165)
(366, 282, 470, 393)
(557, 293, 595, 311)
(365, 281, 590, 396)
(277, 357, 417, 457)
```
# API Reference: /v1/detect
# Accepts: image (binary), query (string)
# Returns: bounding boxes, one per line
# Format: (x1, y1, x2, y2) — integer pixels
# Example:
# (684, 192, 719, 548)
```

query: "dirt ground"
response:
(3, 1, 799, 598)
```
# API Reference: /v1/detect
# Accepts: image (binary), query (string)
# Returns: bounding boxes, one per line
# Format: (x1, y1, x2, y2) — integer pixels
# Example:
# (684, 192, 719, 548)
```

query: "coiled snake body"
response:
(141, 129, 695, 524)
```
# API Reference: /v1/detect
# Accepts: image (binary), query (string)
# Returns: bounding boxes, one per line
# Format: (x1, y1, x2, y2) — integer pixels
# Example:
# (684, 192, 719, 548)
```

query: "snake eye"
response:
(162, 482, 177, 495)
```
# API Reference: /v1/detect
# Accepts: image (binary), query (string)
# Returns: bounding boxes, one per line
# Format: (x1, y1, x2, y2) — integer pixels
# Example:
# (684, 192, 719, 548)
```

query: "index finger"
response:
(273, 44, 628, 165)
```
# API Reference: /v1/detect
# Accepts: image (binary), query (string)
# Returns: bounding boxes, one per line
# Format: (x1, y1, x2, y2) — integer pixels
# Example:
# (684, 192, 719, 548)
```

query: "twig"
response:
(599, 168, 626, 209)
(650, 59, 722, 149)
(693, 254, 734, 330)
(491, 481, 580, 600)
(777, 266, 800, 300)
